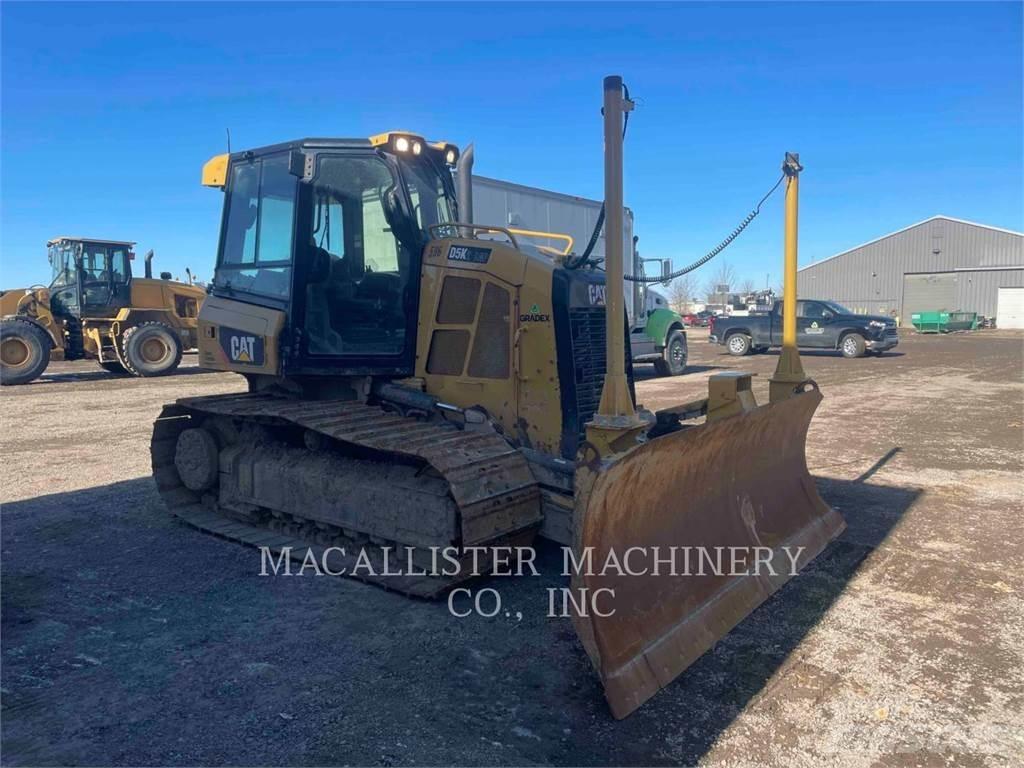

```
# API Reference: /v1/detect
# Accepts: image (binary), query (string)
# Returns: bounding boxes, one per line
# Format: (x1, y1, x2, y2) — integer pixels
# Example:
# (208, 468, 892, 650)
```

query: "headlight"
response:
(394, 137, 410, 152)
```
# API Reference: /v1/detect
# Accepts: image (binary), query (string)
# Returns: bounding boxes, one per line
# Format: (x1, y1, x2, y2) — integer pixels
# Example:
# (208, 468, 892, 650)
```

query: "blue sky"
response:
(2, 2, 1021, 291)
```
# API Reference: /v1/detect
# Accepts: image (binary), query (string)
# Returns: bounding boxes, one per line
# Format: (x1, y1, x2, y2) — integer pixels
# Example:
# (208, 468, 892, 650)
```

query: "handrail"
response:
(507, 228, 575, 256)
(428, 222, 519, 249)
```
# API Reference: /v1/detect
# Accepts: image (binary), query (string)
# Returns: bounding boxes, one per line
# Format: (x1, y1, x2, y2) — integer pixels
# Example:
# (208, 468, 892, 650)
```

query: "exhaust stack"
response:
(455, 143, 475, 224)
(144, 249, 154, 279)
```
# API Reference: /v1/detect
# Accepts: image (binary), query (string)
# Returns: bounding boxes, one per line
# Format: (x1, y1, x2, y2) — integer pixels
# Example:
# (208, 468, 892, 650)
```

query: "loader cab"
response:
(208, 134, 459, 377)
(47, 237, 135, 318)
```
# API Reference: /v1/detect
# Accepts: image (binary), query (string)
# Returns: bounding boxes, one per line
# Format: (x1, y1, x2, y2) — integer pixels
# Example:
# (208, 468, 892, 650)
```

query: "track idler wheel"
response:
(174, 428, 220, 492)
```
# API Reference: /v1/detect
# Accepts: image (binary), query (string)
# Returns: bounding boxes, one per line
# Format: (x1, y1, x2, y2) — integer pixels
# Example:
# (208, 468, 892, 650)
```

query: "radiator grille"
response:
(568, 308, 608, 434)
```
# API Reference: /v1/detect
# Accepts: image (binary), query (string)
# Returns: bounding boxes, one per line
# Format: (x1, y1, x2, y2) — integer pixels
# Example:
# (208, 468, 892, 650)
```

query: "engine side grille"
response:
(568, 308, 615, 436)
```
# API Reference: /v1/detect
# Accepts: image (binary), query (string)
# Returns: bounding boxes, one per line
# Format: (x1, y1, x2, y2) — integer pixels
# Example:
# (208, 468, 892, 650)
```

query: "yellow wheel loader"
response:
(0, 238, 205, 384)
(151, 78, 844, 718)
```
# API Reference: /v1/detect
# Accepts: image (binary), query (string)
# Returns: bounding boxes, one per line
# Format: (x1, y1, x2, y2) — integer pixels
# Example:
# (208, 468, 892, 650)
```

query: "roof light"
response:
(394, 136, 410, 152)
(445, 149, 457, 165)
(412, 141, 422, 155)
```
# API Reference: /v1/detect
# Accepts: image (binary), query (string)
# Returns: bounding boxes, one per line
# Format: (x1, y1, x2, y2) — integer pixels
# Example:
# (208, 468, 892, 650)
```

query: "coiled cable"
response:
(624, 172, 785, 282)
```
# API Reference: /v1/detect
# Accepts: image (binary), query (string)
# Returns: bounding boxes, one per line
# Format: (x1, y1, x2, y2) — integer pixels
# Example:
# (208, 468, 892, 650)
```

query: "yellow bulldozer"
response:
(0, 237, 205, 384)
(151, 77, 845, 718)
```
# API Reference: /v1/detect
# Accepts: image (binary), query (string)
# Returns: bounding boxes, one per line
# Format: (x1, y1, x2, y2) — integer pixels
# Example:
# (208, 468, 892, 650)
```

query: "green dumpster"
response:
(910, 311, 978, 333)
(946, 312, 979, 331)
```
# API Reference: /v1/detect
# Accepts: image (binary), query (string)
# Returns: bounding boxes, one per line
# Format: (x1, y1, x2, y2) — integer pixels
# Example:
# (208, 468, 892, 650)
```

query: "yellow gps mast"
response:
(769, 152, 807, 402)
(586, 75, 649, 455)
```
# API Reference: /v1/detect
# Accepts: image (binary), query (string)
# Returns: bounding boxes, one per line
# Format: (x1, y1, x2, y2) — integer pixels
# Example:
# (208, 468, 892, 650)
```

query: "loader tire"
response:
(0, 319, 50, 385)
(98, 360, 128, 375)
(654, 329, 688, 376)
(123, 322, 182, 377)
(840, 333, 866, 359)
(726, 332, 752, 356)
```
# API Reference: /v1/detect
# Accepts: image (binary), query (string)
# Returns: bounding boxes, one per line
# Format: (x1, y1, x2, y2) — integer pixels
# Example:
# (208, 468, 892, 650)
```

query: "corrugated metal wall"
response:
(469, 174, 640, 318)
(798, 218, 1023, 320)
(955, 269, 1024, 317)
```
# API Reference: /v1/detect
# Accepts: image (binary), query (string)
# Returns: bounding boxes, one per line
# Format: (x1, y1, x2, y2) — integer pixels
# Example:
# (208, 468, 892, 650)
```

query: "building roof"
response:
(800, 216, 1023, 272)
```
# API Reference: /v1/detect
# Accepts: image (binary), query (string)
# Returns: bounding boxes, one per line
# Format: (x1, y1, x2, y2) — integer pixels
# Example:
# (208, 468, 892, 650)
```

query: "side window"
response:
(109, 248, 130, 283)
(801, 302, 826, 320)
(82, 246, 109, 284)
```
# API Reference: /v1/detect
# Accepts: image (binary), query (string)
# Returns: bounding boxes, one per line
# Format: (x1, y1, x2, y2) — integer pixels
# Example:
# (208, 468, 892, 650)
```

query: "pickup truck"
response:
(708, 300, 899, 358)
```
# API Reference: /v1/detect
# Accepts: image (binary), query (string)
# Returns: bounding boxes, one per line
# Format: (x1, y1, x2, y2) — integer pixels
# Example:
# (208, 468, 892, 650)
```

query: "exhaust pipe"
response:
(144, 249, 154, 279)
(455, 143, 475, 224)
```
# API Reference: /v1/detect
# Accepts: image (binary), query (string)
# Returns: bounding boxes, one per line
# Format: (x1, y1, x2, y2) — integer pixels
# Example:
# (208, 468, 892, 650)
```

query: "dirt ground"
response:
(2, 331, 1022, 767)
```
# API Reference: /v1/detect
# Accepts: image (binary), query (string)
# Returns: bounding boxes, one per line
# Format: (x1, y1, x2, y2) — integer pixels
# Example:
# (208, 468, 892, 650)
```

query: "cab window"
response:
(216, 154, 297, 300)
(800, 301, 828, 319)
(303, 154, 409, 356)
(109, 248, 130, 283)
(82, 245, 110, 284)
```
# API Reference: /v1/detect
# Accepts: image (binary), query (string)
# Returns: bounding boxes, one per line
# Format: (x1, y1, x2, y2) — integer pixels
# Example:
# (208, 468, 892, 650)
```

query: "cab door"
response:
(80, 244, 131, 316)
(797, 301, 833, 348)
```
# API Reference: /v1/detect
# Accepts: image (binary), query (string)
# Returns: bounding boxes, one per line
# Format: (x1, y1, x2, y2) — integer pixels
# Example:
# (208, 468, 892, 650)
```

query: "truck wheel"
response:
(122, 322, 183, 376)
(0, 319, 51, 385)
(654, 329, 688, 376)
(726, 333, 752, 356)
(98, 360, 128, 375)
(840, 333, 866, 358)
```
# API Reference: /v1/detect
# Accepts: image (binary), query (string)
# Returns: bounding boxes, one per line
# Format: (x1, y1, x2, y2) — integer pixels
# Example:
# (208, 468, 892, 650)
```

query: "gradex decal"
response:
(220, 327, 265, 365)
(806, 321, 824, 335)
(520, 302, 551, 323)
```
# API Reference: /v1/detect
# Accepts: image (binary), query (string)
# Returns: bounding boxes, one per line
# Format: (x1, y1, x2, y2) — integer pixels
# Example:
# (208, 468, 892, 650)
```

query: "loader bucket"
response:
(571, 386, 845, 719)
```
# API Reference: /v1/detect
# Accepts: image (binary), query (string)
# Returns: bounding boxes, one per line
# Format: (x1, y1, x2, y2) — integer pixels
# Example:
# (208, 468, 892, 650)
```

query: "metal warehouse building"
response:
(799, 216, 1024, 328)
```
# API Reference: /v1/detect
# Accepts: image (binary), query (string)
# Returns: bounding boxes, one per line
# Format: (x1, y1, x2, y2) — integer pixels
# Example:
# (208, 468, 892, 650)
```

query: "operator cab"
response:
(47, 237, 135, 318)
(207, 133, 460, 375)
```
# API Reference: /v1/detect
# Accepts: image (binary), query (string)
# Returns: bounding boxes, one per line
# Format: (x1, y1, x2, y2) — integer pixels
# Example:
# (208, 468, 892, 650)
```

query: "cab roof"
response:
(47, 237, 136, 247)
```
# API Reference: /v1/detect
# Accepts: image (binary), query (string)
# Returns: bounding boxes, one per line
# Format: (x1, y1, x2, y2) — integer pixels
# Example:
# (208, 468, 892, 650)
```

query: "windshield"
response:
(48, 243, 77, 287)
(398, 155, 455, 230)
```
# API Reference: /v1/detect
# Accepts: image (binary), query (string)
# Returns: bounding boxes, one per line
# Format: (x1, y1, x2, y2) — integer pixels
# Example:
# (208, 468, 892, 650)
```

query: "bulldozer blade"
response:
(572, 387, 845, 719)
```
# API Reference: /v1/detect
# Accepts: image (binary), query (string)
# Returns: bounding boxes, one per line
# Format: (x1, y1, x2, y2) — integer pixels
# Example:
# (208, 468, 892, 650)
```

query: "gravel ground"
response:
(2, 333, 1022, 767)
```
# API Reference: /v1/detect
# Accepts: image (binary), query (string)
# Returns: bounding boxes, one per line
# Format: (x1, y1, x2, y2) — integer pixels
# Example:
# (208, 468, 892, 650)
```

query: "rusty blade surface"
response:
(572, 388, 845, 719)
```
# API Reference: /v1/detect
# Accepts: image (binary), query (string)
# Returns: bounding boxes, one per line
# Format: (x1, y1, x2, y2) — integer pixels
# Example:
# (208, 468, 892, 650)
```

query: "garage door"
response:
(997, 287, 1024, 329)
(901, 273, 957, 327)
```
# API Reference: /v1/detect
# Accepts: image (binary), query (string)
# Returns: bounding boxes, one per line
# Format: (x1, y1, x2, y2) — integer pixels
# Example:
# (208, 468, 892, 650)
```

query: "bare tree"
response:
(738, 278, 757, 297)
(703, 261, 737, 303)
(667, 274, 696, 313)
